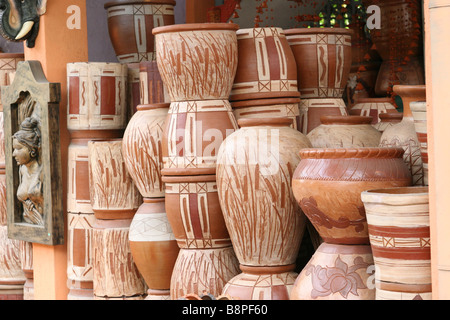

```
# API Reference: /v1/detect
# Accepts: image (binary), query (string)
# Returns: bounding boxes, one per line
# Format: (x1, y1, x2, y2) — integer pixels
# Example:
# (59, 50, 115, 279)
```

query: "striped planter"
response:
(411, 101, 428, 186)
(361, 186, 431, 300)
(229, 27, 299, 101)
(349, 97, 398, 125)
(104, 0, 175, 63)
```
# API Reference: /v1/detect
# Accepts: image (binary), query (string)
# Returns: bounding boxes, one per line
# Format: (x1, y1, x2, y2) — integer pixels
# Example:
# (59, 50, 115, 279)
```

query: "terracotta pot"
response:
(216, 117, 311, 267)
(361, 186, 431, 300)
(170, 247, 240, 299)
(153, 23, 239, 102)
(292, 148, 412, 245)
(229, 27, 299, 101)
(298, 98, 348, 135)
(127, 62, 140, 118)
(349, 98, 398, 125)
(379, 85, 426, 186)
(67, 62, 128, 131)
(139, 61, 170, 105)
(410, 101, 428, 186)
(92, 218, 146, 299)
(374, 112, 403, 133)
(222, 265, 298, 300)
(161, 100, 238, 176)
(231, 97, 300, 130)
(347, 60, 382, 104)
(20, 241, 33, 300)
(285, 27, 353, 99)
(129, 198, 179, 300)
(362, 0, 424, 96)
(291, 243, 375, 300)
(307, 115, 381, 148)
(104, 0, 176, 63)
(162, 174, 231, 249)
(123, 103, 169, 198)
(88, 139, 142, 220)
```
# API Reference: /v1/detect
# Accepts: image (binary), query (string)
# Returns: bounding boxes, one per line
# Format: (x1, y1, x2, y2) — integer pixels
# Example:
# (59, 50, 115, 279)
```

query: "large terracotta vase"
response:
(291, 243, 375, 300)
(362, 0, 424, 96)
(379, 85, 426, 186)
(153, 23, 240, 176)
(216, 117, 312, 299)
(349, 98, 398, 125)
(229, 27, 299, 102)
(411, 101, 428, 186)
(307, 115, 381, 148)
(292, 147, 412, 245)
(285, 27, 353, 134)
(361, 186, 431, 300)
(104, 0, 176, 63)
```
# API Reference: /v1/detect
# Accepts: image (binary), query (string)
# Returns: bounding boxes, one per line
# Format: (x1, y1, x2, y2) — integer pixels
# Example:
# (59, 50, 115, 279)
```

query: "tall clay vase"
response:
(361, 186, 431, 300)
(292, 148, 412, 245)
(229, 27, 300, 101)
(285, 28, 353, 133)
(411, 101, 428, 186)
(122, 103, 179, 300)
(379, 85, 426, 186)
(216, 118, 312, 299)
(153, 23, 239, 176)
(104, 0, 176, 63)
(307, 115, 381, 148)
(362, 0, 424, 96)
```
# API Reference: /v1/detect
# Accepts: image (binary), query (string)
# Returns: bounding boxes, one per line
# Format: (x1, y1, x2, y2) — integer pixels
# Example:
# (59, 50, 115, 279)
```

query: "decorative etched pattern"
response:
(170, 247, 240, 300)
(298, 98, 348, 134)
(105, 3, 175, 63)
(68, 142, 93, 214)
(67, 63, 128, 130)
(129, 212, 175, 242)
(123, 106, 168, 198)
(350, 98, 397, 125)
(411, 101, 428, 186)
(139, 61, 170, 105)
(155, 27, 238, 101)
(0, 225, 26, 286)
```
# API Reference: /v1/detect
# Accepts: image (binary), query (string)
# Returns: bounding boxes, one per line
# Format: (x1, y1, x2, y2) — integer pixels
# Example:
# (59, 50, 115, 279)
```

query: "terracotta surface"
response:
(229, 27, 299, 101)
(291, 243, 375, 300)
(88, 139, 142, 220)
(411, 101, 428, 186)
(123, 103, 169, 198)
(298, 98, 348, 134)
(128, 198, 179, 300)
(67, 62, 128, 131)
(379, 85, 426, 186)
(374, 112, 403, 133)
(285, 28, 353, 99)
(349, 98, 398, 125)
(362, 186, 431, 300)
(139, 61, 170, 105)
(217, 118, 311, 266)
(162, 174, 231, 249)
(292, 148, 412, 244)
(104, 0, 176, 63)
(307, 115, 381, 148)
(170, 247, 240, 299)
(127, 62, 140, 118)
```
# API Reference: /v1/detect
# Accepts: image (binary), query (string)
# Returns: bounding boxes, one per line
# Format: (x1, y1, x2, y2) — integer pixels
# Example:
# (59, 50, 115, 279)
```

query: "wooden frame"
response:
(2, 60, 64, 245)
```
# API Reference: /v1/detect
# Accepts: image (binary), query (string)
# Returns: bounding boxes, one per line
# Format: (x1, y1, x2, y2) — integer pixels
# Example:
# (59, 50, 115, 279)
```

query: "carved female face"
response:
(12, 138, 33, 165)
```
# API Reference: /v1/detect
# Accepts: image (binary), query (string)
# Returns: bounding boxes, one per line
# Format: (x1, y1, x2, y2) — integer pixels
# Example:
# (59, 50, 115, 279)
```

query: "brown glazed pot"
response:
(128, 198, 179, 299)
(291, 243, 375, 300)
(292, 148, 412, 245)
(229, 27, 299, 101)
(216, 117, 311, 267)
(285, 27, 353, 99)
(122, 103, 169, 198)
(362, 0, 424, 96)
(307, 115, 381, 148)
(104, 0, 176, 63)
(349, 97, 398, 125)
(162, 174, 232, 249)
(153, 23, 239, 102)
(379, 85, 426, 186)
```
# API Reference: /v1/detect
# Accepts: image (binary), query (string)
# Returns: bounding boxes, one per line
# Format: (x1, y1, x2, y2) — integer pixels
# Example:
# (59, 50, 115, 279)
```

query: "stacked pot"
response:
(284, 27, 353, 134)
(228, 27, 302, 130)
(153, 23, 242, 299)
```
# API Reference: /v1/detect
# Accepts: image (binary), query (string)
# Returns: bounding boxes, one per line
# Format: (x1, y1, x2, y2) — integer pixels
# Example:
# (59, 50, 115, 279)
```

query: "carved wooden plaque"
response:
(2, 60, 63, 245)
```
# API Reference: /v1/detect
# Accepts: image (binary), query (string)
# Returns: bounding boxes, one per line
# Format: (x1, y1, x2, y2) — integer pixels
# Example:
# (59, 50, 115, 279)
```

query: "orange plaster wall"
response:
(24, 0, 88, 300)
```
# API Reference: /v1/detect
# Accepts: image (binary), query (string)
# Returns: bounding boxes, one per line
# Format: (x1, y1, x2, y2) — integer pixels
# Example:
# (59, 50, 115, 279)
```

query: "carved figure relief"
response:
(0, 0, 47, 48)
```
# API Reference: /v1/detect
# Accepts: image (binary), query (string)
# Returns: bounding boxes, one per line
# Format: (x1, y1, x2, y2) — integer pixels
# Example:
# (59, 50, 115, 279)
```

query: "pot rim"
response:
(136, 103, 170, 111)
(319, 115, 373, 125)
(162, 174, 217, 183)
(231, 97, 300, 108)
(284, 27, 354, 36)
(153, 23, 239, 35)
(105, 0, 176, 8)
(393, 85, 426, 99)
(361, 186, 429, 205)
(237, 117, 294, 128)
(298, 147, 405, 159)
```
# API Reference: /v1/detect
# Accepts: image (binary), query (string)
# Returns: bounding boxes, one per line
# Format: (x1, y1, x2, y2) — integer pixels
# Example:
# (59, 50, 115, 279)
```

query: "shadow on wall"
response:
(88, 0, 186, 62)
